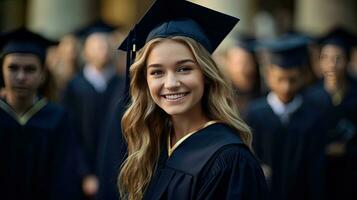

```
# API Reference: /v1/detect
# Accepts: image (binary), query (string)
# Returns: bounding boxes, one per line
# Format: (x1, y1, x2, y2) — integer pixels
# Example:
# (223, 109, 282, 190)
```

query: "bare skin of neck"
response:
(6, 94, 35, 116)
(170, 107, 209, 147)
(324, 75, 346, 95)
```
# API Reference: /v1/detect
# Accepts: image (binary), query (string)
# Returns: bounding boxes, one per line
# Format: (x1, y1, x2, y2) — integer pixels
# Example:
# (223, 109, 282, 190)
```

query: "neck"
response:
(6, 94, 35, 116)
(324, 75, 346, 96)
(170, 107, 209, 146)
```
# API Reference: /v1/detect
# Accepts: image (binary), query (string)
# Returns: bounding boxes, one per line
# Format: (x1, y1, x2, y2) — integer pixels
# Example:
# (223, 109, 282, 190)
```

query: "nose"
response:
(321, 57, 337, 71)
(16, 70, 26, 82)
(164, 72, 180, 90)
(281, 81, 292, 94)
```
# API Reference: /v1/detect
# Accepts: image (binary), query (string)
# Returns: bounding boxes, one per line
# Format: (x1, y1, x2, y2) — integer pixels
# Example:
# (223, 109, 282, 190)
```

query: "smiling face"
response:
(320, 44, 347, 82)
(146, 39, 205, 117)
(2, 53, 43, 100)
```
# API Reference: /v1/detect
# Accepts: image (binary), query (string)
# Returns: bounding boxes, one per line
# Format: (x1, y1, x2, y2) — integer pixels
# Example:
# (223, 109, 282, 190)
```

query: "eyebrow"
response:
(147, 59, 196, 68)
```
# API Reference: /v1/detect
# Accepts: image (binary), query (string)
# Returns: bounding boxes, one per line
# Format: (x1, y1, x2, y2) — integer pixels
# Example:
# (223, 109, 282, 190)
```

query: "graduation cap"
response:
(235, 35, 257, 53)
(75, 19, 117, 39)
(318, 26, 357, 57)
(118, 0, 239, 53)
(118, 0, 239, 102)
(258, 34, 311, 69)
(0, 27, 57, 63)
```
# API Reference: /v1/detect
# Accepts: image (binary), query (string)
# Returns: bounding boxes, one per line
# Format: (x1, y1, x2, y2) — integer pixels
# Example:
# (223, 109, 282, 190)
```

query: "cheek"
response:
(3, 70, 13, 84)
(191, 76, 205, 97)
(146, 79, 161, 100)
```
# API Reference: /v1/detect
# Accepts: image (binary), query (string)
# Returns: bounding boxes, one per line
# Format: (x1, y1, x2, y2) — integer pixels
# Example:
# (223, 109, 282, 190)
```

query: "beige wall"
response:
(27, 0, 98, 39)
(295, 0, 357, 36)
(0, 0, 26, 32)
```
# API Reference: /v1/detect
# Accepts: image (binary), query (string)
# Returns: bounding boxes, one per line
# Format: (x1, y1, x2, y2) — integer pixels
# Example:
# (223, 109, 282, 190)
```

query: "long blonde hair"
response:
(118, 36, 252, 200)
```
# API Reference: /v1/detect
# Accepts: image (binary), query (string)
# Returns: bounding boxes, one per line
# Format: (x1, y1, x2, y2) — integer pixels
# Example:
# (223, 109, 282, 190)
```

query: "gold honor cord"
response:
(0, 98, 48, 126)
(167, 120, 218, 157)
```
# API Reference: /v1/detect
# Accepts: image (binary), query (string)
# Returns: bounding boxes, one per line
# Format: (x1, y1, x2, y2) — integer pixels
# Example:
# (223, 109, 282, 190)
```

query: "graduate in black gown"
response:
(0, 28, 80, 200)
(116, 0, 268, 199)
(96, 98, 127, 200)
(224, 36, 263, 117)
(62, 20, 124, 198)
(245, 35, 325, 200)
(304, 26, 357, 200)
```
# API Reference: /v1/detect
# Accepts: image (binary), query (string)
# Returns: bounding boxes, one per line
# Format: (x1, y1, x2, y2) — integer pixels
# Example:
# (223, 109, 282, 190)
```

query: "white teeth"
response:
(165, 93, 186, 100)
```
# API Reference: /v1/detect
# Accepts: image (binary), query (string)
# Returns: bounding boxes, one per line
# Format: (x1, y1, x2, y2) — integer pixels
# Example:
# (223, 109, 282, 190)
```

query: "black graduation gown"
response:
(245, 96, 324, 200)
(143, 123, 268, 200)
(304, 77, 357, 200)
(96, 84, 127, 200)
(62, 71, 124, 177)
(0, 98, 80, 200)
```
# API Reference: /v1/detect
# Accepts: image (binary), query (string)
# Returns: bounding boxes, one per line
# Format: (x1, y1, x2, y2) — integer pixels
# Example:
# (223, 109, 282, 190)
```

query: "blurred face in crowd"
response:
(320, 44, 347, 83)
(225, 47, 258, 92)
(267, 65, 303, 103)
(59, 34, 78, 63)
(84, 33, 111, 70)
(2, 53, 44, 100)
(146, 39, 205, 117)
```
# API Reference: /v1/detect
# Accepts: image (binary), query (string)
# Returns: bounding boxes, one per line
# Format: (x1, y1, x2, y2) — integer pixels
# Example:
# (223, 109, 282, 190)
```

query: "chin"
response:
(13, 92, 33, 100)
(162, 106, 189, 116)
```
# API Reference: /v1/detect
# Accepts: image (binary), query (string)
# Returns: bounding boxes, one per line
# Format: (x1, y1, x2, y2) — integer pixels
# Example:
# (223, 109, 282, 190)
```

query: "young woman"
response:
(0, 28, 80, 200)
(117, 1, 268, 200)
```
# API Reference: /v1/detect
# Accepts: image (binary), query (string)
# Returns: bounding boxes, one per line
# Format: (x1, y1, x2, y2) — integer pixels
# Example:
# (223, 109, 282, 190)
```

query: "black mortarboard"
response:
(0, 27, 57, 63)
(75, 19, 117, 39)
(118, 0, 239, 54)
(118, 0, 239, 103)
(258, 34, 311, 69)
(318, 26, 357, 57)
(235, 35, 257, 53)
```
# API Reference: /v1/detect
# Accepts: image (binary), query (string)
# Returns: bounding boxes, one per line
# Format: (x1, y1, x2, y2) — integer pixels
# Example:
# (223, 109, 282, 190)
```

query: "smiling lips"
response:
(162, 92, 189, 101)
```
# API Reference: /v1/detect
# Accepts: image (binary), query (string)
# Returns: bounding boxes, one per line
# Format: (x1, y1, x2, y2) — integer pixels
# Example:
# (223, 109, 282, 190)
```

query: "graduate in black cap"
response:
(0, 28, 80, 200)
(116, 0, 268, 199)
(61, 19, 125, 199)
(304, 26, 357, 200)
(245, 35, 326, 200)
(224, 36, 263, 116)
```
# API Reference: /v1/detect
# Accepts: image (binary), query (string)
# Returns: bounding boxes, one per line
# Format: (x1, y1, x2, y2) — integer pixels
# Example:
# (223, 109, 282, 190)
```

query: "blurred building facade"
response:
(1, 0, 356, 43)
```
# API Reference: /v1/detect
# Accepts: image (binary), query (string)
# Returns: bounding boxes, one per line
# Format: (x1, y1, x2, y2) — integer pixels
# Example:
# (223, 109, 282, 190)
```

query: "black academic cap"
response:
(318, 26, 357, 56)
(75, 19, 117, 39)
(259, 34, 311, 69)
(235, 35, 257, 53)
(0, 27, 57, 63)
(118, 0, 239, 54)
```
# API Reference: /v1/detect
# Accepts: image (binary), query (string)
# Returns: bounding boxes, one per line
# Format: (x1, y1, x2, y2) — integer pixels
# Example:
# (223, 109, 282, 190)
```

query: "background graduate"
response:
(304, 26, 357, 200)
(224, 36, 263, 116)
(62, 20, 125, 199)
(245, 34, 325, 200)
(0, 28, 80, 200)
(117, 0, 268, 199)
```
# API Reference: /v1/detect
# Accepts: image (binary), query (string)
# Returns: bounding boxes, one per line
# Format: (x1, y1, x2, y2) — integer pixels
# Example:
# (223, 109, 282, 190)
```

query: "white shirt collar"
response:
(267, 92, 303, 123)
(83, 64, 115, 92)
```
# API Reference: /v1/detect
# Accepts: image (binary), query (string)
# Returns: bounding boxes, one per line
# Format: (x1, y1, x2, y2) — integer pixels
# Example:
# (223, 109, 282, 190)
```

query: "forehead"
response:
(3, 53, 42, 66)
(147, 39, 196, 65)
(321, 44, 345, 55)
(269, 64, 301, 75)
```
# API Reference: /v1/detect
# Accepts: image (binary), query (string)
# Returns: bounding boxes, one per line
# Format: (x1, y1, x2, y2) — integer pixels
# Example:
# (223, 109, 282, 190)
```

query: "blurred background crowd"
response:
(0, 0, 357, 200)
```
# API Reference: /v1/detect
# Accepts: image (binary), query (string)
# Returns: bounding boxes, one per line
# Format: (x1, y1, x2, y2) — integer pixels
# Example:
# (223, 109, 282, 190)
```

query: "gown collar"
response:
(167, 120, 218, 157)
(0, 97, 47, 126)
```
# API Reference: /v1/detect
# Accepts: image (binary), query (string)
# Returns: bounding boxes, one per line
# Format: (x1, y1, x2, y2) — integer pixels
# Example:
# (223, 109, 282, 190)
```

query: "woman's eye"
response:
(178, 67, 192, 72)
(150, 70, 163, 76)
